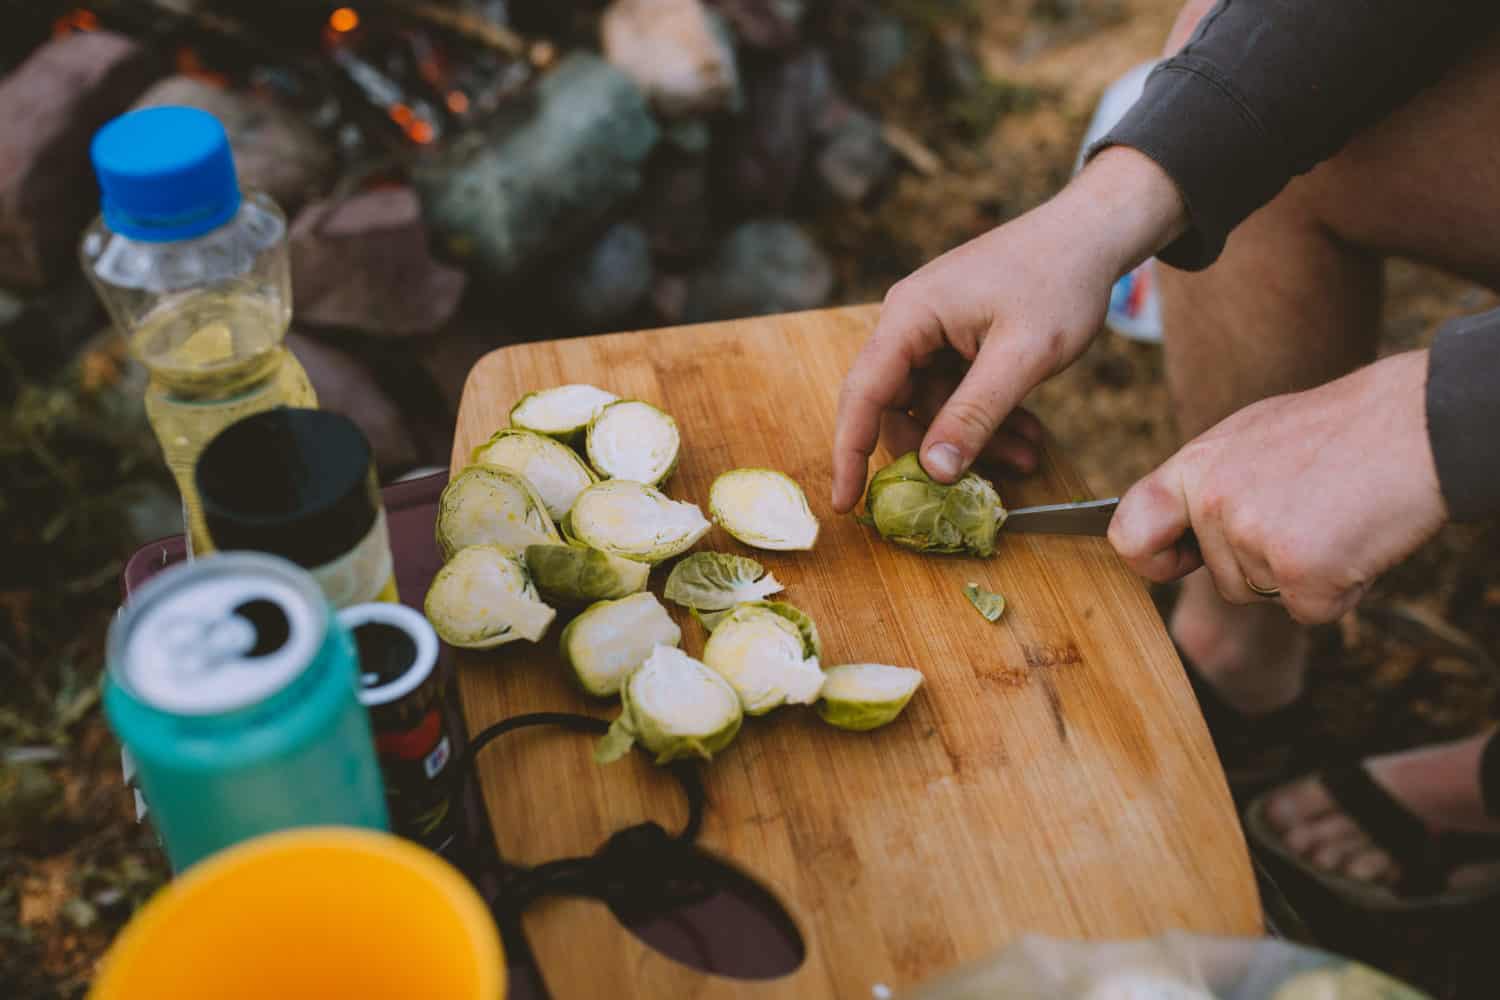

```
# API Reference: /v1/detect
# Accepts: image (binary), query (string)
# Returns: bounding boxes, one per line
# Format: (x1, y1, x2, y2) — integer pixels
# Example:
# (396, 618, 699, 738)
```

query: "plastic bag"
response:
(901, 933, 1429, 1000)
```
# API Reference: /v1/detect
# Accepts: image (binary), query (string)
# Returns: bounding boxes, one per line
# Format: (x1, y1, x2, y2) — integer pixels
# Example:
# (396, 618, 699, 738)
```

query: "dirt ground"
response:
(4, 1, 1498, 997)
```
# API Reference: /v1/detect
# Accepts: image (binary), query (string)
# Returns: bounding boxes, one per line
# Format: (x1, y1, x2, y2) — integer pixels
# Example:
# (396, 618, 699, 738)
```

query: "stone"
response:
(415, 53, 659, 283)
(638, 156, 714, 258)
(847, 11, 909, 85)
(602, 0, 740, 117)
(286, 333, 421, 473)
(134, 76, 336, 213)
(709, 0, 805, 49)
(814, 103, 893, 203)
(0, 32, 155, 288)
(549, 223, 654, 332)
(290, 186, 466, 337)
(718, 50, 836, 211)
(684, 220, 833, 322)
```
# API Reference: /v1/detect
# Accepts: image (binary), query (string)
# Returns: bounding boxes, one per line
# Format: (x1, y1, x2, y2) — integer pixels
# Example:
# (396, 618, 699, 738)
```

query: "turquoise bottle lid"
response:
(90, 106, 242, 242)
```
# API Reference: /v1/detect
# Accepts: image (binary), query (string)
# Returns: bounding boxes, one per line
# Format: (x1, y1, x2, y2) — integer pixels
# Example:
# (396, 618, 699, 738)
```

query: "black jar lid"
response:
(196, 408, 379, 568)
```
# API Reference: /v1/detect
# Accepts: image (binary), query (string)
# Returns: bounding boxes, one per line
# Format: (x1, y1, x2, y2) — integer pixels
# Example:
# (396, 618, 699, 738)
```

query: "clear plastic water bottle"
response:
(1076, 61, 1164, 344)
(81, 106, 317, 553)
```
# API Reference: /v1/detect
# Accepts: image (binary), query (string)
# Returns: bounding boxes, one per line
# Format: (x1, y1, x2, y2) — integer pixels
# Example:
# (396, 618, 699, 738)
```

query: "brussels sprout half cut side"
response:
(424, 545, 557, 649)
(595, 645, 743, 765)
(586, 400, 681, 486)
(566, 480, 710, 564)
(436, 465, 560, 560)
(860, 452, 1006, 557)
(815, 663, 924, 731)
(709, 468, 819, 551)
(559, 592, 682, 697)
(509, 384, 619, 445)
(525, 543, 650, 607)
(471, 428, 597, 522)
(663, 552, 784, 611)
(701, 603, 824, 715)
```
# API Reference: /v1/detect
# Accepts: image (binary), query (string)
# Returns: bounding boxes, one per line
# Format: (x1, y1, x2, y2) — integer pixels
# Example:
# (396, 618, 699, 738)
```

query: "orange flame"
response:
(329, 7, 359, 33)
(53, 9, 99, 36)
(407, 121, 435, 145)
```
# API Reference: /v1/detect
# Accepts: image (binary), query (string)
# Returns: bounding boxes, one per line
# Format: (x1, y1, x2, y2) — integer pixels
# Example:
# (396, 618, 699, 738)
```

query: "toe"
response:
(1282, 812, 1361, 856)
(1343, 849, 1398, 885)
(1265, 777, 1336, 833)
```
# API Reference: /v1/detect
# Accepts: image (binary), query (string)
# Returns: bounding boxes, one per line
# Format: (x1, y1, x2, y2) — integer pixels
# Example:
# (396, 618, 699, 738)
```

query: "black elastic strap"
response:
(1321, 765, 1445, 897)
(449, 712, 710, 918)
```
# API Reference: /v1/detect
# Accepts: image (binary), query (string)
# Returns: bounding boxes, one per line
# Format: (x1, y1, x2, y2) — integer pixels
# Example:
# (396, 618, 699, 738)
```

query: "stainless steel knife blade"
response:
(1001, 497, 1119, 536)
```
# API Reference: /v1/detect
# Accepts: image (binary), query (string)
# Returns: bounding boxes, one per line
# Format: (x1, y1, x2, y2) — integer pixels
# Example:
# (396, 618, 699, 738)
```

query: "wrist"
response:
(1376, 350, 1449, 525)
(1063, 145, 1187, 277)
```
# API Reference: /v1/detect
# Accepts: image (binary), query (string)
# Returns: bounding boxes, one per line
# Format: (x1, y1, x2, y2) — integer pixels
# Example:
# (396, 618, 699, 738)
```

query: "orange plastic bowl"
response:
(88, 827, 506, 1000)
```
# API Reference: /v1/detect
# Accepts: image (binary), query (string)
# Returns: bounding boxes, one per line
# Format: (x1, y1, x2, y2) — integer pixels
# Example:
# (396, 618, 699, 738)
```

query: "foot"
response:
(1171, 568, 1309, 715)
(1264, 733, 1500, 892)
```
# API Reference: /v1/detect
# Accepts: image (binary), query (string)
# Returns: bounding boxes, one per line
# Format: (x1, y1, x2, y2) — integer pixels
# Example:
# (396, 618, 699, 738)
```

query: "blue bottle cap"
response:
(91, 106, 242, 243)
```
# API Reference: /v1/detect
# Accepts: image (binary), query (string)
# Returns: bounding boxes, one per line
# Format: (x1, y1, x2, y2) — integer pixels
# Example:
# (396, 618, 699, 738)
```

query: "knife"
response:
(1002, 498, 1119, 536)
(1003, 497, 1201, 557)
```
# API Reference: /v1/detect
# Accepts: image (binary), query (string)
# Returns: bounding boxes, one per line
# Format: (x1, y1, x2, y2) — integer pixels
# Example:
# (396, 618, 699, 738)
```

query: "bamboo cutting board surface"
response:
(451, 305, 1260, 998)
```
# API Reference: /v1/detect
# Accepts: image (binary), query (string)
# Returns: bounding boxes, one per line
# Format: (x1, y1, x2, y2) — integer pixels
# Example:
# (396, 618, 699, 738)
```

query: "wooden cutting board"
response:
(451, 305, 1260, 998)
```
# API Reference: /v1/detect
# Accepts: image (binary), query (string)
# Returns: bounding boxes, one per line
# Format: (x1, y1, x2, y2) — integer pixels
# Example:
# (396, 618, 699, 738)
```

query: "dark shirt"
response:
(1094, 0, 1500, 520)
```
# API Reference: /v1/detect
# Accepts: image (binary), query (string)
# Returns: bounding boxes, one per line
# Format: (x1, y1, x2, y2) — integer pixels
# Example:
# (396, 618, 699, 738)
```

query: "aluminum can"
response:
(104, 552, 388, 871)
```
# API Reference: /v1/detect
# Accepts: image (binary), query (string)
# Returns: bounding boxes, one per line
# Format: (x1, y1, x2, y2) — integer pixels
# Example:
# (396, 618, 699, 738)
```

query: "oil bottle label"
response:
(309, 508, 397, 609)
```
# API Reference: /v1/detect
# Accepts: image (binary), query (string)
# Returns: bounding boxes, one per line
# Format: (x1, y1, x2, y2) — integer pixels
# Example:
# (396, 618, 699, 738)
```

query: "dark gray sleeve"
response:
(1428, 311, 1500, 522)
(1091, 1, 1498, 270)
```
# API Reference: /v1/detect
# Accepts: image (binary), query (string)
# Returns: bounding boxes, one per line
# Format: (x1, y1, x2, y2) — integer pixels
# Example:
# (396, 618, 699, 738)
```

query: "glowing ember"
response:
(53, 9, 99, 35)
(329, 7, 360, 33)
(446, 91, 469, 115)
(407, 120, 435, 144)
(389, 103, 414, 126)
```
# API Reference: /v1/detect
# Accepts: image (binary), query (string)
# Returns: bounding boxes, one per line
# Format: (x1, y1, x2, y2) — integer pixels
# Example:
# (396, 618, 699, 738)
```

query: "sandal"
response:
(1181, 651, 1308, 799)
(1245, 764, 1500, 914)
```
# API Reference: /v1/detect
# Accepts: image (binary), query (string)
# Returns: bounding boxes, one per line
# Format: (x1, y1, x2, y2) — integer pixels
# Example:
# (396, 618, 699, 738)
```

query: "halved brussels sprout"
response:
(701, 603, 824, 714)
(586, 400, 680, 485)
(424, 545, 557, 648)
(690, 600, 820, 658)
(595, 645, 743, 764)
(565, 480, 709, 564)
(471, 429, 597, 521)
(860, 451, 1006, 557)
(963, 582, 1006, 622)
(708, 468, 819, 551)
(436, 465, 560, 559)
(509, 384, 619, 445)
(815, 663, 923, 731)
(524, 543, 650, 606)
(559, 592, 681, 697)
(663, 552, 784, 612)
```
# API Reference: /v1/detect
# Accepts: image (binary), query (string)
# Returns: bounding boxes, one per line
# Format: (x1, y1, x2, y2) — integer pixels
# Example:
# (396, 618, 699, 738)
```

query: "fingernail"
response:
(923, 443, 963, 480)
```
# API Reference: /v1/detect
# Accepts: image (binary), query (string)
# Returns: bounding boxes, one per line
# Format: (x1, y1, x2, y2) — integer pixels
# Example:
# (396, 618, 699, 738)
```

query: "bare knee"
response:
(1164, 0, 1219, 56)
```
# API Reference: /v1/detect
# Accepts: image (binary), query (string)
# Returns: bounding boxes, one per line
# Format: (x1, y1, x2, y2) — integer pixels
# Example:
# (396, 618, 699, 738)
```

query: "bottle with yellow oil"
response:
(81, 106, 316, 553)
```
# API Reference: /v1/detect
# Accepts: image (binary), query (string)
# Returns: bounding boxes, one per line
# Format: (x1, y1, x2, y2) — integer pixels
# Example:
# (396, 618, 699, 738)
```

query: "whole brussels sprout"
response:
(595, 645, 743, 764)
(525, 543, 649, 606)
(860, 452, 1006, 557)
(471, 428, 597, 522)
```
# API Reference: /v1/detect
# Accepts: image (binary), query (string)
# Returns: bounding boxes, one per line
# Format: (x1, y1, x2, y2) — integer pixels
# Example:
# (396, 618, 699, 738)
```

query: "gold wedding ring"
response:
(1245, 577, 1281, 598)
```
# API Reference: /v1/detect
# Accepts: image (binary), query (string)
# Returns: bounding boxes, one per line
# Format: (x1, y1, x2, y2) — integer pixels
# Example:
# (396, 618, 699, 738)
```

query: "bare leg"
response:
(1158, 13, 1500, 715)
(1154, 6, 1500, 887)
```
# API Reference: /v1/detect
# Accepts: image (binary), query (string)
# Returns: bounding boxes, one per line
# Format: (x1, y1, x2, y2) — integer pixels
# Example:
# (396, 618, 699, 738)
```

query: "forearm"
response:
(1095, 0, 1499, 269)
(1428, 310, 1500, 521)
(1058, 145, 1187, 279)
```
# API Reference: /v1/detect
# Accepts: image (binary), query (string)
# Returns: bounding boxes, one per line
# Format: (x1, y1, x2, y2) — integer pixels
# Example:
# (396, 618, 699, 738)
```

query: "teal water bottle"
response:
(104, 552, 388, 871)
